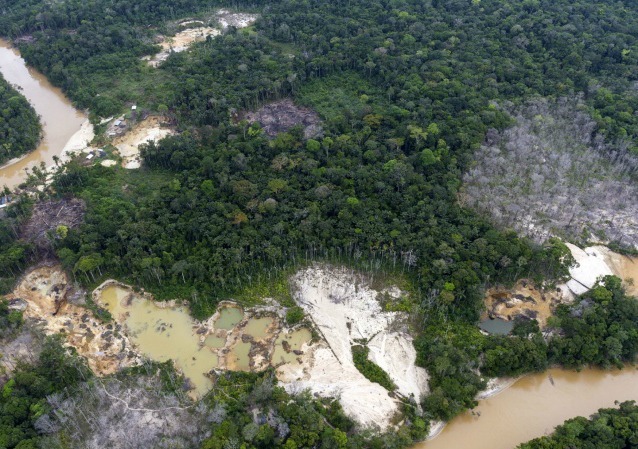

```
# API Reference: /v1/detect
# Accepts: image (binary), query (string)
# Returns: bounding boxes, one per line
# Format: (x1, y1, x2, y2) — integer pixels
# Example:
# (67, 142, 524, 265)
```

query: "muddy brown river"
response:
(0, 39, 85, 189)
(418, 367, 638, 449)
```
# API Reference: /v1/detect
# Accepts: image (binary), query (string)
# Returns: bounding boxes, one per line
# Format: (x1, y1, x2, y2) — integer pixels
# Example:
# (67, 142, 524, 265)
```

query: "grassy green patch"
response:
(295, 72, 388, 121)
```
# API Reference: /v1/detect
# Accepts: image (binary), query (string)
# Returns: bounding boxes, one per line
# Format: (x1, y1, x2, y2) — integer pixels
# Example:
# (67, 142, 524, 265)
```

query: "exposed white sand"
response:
(216, 10, 258, 29)
(564, 243, 614, 295)
(278, 265, 428, 430)
(58, 120, 95, 163)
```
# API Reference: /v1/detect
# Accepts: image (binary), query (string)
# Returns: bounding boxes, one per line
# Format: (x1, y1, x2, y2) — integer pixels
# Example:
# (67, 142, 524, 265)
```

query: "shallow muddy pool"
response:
(227, 341, 252, 371)
(204, 335, 226, 349)
(243, 316, 275, 340)
(417, 367, 638, 449)
(215, 306, 243, 330)
(272, 328, 311, 365)
(100, 285, 219, 396)
(478, 317, 514, 335)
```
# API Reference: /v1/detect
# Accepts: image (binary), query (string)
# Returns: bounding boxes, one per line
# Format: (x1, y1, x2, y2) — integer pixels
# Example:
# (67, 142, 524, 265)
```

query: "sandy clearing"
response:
(279, 265, 428, 430)
(281, 344, 399, 429)
(564, 243, 614, 295)
(216, 10, 258, 29)
(145, 27, 220, 67)
(144, 11, 257, 67)
(112, 116, 175, 169)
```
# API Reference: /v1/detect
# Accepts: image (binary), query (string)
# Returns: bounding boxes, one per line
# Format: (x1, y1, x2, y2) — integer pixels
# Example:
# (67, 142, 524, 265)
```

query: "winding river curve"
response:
(1, 36, 638, 449)
(0, 38, 85, 189)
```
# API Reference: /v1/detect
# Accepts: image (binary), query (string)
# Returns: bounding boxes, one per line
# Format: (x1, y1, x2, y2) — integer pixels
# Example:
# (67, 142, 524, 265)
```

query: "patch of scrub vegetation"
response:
(351, 345, 397, 392)
(0, 74, 41, 166)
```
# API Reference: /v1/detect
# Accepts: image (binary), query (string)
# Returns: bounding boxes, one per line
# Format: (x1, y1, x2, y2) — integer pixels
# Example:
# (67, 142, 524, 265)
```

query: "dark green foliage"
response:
(416, 323, 486, 421)
(518, 401, 638, 449)
(285, 306, 304, 326)
(0, 74, 41, 166)
(0, 0, 637, 440)
(0, 300, 22, 339)
(549, 276, 638, 368)
(351, 345, 396, 392)
(0, 336, 91, 449)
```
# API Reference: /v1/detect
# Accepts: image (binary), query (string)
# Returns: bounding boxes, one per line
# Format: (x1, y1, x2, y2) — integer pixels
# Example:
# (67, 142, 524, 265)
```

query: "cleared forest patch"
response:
(241, 99, 323, 138)
(462, 97, 638, 249)
(112, 116, 175, 169)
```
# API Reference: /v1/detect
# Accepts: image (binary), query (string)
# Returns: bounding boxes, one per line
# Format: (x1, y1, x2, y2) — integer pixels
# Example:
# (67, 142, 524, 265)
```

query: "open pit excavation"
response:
(4, 262, 426, 430)
(5, 265, 140, 376)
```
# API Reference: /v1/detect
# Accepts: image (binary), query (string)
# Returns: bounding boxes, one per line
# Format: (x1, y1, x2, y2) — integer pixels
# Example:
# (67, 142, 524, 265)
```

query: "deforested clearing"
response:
(462, 97, 638, 249)
(278, 265, 428, 430)
(37, 374, 214, 449)
(113, 116, 175, 169)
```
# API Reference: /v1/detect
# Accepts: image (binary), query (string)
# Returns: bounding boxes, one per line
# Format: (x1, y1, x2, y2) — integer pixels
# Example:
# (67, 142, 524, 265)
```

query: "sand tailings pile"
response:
(144, 11, 257, 67)
(278, 265, 428, 430)
(113, 116, 175, 169)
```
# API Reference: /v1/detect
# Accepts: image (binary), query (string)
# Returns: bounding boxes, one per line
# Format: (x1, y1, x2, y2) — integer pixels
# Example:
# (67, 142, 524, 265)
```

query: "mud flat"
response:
(483, 279, 564, 328)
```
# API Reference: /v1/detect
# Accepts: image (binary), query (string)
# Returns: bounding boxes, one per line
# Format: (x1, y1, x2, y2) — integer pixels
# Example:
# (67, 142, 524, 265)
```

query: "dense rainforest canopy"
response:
(0, 74, 41, 166)
(518, 401, 638, 449)
(0, 0, 638, 447)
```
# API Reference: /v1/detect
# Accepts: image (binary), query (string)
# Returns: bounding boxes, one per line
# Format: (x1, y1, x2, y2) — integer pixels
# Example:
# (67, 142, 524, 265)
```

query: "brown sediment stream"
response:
(418, 367, 638, 449)
(0, 39, 86, 189)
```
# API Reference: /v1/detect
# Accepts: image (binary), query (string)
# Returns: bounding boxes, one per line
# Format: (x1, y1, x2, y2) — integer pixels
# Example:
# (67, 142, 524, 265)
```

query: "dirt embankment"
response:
(112, 116, 175, 169)
(5, 265, 140, 375)
(241, 99, 323, 139)
(277, 265, 428, 431)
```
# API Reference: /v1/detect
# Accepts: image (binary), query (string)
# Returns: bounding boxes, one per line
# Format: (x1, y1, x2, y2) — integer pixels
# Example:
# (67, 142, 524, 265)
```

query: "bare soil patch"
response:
(484, 279, 566, 327)
(6, 265, 140, 375)
(112, 116, 175, 169)
(241, 99, 323, 139)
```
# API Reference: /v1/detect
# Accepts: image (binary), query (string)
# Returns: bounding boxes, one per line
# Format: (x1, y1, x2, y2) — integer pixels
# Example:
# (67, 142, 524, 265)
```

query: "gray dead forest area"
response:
(462, 97, 638, 249)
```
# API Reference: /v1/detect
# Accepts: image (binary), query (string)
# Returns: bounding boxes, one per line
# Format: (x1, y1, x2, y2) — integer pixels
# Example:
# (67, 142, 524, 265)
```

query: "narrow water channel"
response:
(418, 367, 638, 449)
(0, 39, 85, 188)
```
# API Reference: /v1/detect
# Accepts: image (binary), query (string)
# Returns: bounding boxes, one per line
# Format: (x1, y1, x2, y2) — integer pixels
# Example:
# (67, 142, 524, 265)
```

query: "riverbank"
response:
(418, 367, 638, 449)
(0, 39, 86, 189)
